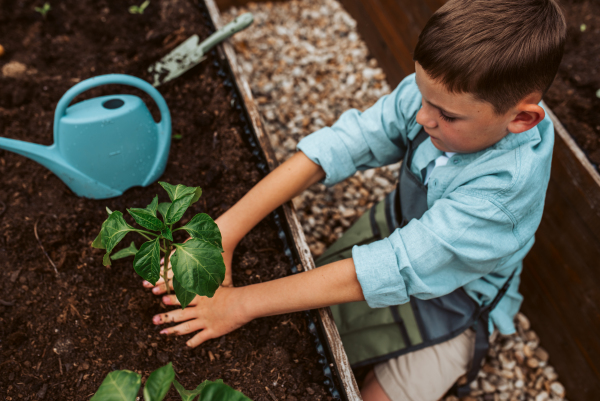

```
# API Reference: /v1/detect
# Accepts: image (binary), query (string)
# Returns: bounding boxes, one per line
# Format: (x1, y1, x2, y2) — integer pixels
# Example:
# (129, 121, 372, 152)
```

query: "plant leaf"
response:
(91, 370, 141, 401)
(158, 202, 171, 221)
(143, 362, 174, 401)
(128, 208, 164, 231)
(102, 211, 137, 254)
(133, 238, 161, 285)
(161, 226, 174, 242)
(173, 380, 209, 401)
(165, 194, 194, 225)
(92, 221, 107, 250)
(111, 242, 139, 260)
(159, 182, 202, 205)
(146, 195, 159, 216)
(171, 239, 225, 298)
(173, 276, 196, 309)
(181, 213, 223, 251)
(103, 253, 112, 267)
(92, 210, 112, 249)
(199, 381, 251, 401)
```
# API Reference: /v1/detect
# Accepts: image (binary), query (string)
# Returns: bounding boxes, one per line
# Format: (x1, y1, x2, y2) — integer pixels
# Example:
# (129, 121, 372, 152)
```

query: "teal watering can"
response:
(0, 74, 171, 199)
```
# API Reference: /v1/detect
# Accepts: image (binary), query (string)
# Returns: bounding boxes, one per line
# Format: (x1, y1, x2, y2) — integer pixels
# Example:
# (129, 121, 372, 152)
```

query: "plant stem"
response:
(135, 229, 158, 238)
(163, 239, 172, 295)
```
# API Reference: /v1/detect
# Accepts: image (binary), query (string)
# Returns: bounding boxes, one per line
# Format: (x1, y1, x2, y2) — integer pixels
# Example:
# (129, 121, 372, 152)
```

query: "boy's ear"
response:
(507, 94, 545, 134)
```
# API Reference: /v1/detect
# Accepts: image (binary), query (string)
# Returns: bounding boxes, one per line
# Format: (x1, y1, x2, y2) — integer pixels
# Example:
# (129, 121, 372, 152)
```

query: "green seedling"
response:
(173, 133, 183, 140)
(92, 182, 225, 308)
(129, 0, 150, 14)
(580, 23, 587, 32)
(34, 3, 51, 19)
(91, 362, 252, 401)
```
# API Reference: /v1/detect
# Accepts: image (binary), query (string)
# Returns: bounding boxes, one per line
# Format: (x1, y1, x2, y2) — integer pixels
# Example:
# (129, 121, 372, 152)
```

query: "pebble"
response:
(535, 391, 550, 401)
(222, 2, 567, 400)
(2, 60, 26, 77)
(550, 382, 565, 398)
(527, 357, 540, 369)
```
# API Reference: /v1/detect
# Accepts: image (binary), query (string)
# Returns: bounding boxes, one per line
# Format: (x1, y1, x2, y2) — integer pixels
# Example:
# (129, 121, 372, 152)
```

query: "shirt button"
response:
(432, 179, 438, 186)
(453, 158, 460, 165)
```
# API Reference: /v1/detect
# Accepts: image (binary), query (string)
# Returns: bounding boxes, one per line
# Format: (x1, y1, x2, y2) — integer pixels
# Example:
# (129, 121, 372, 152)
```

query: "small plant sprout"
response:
(34, 3, 51, 19)
(92, 182, 225, 308)
(580, 23, 587, 32)
(129, 0, 150, 15)
(91, 362, 251, 401)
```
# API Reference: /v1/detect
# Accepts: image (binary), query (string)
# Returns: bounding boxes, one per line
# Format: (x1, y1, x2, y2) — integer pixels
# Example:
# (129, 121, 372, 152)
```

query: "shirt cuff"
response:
(296, 127, 357, 187)
(352, 238, 409, 308)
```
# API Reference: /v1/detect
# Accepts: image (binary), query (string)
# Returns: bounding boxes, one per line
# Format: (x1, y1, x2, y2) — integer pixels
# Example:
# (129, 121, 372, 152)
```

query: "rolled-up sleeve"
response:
(297, 74, 423, 186)
(353, 189, 522, 308)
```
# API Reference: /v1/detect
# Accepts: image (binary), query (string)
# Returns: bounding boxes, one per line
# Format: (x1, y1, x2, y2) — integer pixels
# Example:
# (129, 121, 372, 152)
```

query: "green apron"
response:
(316, 129, 516, 397)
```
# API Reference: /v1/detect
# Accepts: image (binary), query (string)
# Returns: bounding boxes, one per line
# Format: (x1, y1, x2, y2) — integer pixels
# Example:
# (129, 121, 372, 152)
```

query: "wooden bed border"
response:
(204, 1, 363, 399)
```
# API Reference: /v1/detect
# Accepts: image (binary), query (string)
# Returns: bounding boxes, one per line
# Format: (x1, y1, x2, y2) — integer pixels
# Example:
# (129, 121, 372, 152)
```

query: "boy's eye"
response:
(439, 111, 456, 123)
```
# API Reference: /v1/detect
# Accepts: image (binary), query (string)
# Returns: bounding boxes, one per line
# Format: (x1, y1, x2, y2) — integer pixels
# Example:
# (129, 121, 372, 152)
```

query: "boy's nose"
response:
(416, 107, 437, 129)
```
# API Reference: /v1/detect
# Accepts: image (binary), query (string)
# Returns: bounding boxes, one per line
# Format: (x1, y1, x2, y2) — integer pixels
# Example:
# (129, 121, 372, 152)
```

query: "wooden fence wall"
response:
(215, 0, 600, 399)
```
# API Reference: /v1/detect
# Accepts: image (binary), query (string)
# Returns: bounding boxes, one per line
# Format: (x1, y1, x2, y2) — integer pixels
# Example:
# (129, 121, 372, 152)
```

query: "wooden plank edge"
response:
(542, 100, 600, 188)
(203, 1, 362, 399)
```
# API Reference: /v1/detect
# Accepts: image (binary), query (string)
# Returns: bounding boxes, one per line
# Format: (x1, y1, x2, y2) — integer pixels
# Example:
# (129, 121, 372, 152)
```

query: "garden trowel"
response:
(148, 13, 254, 87)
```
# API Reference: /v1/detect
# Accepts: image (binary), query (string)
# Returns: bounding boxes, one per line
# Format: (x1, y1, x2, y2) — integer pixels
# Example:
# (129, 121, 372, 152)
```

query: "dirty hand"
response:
(151, 285, 250, 348)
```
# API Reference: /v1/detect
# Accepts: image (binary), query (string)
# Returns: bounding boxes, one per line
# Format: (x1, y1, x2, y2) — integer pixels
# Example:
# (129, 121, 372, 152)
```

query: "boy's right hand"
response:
(143, 235, 236, 294)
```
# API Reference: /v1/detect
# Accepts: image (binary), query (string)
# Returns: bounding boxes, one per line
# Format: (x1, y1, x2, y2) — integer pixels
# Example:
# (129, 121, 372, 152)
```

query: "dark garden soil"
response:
(0, 1, 332, 400)
(544, 0, 600, 168)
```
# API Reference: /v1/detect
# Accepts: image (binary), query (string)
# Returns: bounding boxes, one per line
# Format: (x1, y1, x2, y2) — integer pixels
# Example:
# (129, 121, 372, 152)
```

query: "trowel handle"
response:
(199, 13, 254, 55)
(54, 74, 171, 141)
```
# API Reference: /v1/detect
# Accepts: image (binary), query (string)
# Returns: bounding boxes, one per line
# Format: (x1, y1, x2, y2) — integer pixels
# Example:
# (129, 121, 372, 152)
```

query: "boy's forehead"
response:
(414, 63, 493, 117)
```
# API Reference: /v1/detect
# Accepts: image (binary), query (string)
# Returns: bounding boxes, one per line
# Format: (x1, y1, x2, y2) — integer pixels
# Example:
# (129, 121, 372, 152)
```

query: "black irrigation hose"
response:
(195, 2, 345, 399)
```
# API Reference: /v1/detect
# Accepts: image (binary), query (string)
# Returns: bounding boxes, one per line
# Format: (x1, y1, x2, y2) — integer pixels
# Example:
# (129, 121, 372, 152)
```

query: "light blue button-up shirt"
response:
(297, 74, 554, 335)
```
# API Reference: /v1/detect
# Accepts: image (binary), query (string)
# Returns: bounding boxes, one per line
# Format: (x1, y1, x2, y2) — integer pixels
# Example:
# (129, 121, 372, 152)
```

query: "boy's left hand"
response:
(150, 284, 250, 348)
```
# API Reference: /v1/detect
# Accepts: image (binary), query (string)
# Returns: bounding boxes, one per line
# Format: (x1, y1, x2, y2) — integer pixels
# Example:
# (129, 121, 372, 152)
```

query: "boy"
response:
(143, 0, 566, 399)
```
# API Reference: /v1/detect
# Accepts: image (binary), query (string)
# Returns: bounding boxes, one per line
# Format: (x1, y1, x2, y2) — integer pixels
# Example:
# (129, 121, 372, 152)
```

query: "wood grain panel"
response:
(521, 105, 600, 401)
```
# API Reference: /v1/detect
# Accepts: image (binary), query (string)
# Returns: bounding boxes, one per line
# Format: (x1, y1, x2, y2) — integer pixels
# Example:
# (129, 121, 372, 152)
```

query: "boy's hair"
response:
(413, 0, 566, 115)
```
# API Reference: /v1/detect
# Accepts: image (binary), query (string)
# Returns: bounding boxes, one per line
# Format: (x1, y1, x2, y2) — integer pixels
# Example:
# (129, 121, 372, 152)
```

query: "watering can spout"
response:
(0, 137, 120, 198)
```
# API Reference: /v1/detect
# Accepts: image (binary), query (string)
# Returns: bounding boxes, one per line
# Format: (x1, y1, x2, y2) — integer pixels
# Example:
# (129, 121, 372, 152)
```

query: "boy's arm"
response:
(146, 151, 365, 348)
(155, 258, 364, 348)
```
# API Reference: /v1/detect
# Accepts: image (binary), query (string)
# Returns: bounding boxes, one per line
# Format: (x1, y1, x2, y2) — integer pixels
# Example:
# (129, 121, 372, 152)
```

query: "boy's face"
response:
(414, 63, 544, 154)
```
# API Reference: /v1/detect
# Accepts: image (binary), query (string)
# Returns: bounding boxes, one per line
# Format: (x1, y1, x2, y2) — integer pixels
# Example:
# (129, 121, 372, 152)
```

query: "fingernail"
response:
(162, 296, 170, 304)
(153, 315, 161, 324)
(152, 287, 160, 294)
(160, 329, 168, 335)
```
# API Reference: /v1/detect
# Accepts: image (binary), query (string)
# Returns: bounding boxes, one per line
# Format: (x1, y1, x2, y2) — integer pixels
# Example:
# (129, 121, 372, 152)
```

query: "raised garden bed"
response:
(0, 1, 350, 400)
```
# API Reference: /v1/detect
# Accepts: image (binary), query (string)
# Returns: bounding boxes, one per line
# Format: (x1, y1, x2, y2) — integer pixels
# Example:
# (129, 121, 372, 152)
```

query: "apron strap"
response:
(452, 267, 518, 397)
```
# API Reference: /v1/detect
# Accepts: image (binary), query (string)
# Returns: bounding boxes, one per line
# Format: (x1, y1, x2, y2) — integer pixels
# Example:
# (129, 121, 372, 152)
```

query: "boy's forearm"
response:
(237, 258, 365, 320)
(216, 151, 325, 249)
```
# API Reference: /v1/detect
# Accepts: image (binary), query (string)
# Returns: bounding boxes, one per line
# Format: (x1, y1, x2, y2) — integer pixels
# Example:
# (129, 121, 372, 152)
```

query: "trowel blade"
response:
(148, 35, 207, 87)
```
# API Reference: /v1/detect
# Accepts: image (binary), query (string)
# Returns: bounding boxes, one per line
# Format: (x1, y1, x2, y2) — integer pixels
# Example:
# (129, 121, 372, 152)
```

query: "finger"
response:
(186, 329, 216, 348)
(149, 280, 175, 295)
(152, 307, 198, 325)
(162, 294, 200, 307)
(159, 319, 205, 336)
(143, 277, 164, 288)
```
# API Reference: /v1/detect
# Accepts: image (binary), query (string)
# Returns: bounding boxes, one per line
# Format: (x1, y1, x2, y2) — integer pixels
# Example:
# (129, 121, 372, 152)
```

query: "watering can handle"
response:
(53, 74, 171, 144)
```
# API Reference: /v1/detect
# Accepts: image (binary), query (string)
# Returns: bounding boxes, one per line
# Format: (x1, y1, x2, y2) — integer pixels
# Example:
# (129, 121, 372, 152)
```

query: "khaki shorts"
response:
(374, 328, 476, 401)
